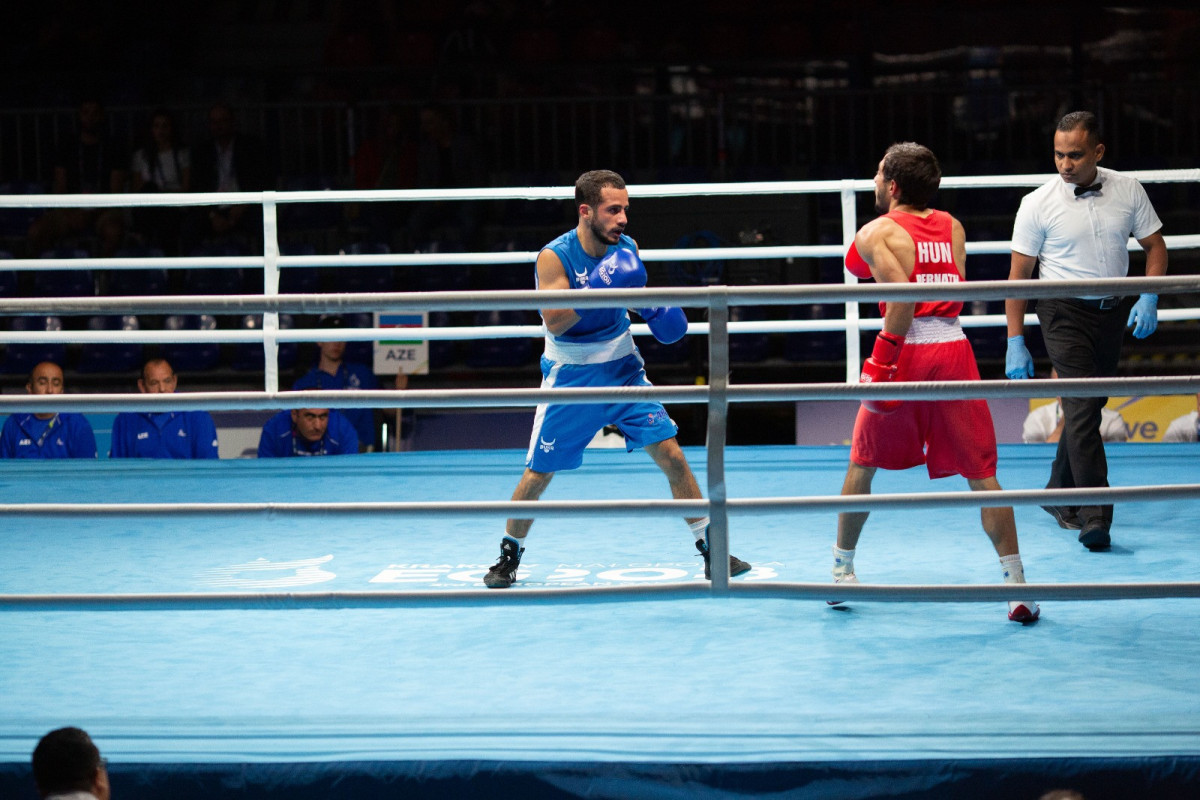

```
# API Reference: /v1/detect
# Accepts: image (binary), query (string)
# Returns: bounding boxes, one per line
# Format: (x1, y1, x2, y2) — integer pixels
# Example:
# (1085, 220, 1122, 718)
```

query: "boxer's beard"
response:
(589, 217, 620, 244)
(874, 184, 889, 215)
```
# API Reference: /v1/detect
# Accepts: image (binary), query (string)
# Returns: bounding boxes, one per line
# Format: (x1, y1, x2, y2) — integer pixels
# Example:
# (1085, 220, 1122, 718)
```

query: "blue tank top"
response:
(540, 230, 635, 344)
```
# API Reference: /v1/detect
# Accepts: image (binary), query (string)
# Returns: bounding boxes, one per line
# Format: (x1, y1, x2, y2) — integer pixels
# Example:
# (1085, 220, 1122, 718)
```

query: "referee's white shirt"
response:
(1010, 166, 1162, 295)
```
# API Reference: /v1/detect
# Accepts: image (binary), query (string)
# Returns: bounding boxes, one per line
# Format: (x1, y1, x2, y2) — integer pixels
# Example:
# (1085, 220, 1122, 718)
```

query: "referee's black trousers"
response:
(1035, 297, 1129, 530)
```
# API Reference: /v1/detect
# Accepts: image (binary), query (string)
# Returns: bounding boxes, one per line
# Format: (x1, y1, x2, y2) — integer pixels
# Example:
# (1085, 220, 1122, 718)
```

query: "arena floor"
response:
(2, 444, 1198, 798)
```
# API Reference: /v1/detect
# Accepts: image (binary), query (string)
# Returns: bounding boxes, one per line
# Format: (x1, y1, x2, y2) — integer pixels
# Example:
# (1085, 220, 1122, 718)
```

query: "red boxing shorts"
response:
(850, 333, 997, 480)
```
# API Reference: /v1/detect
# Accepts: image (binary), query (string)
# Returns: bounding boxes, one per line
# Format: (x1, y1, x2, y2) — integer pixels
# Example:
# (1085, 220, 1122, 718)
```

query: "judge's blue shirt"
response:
(293, 362, 379, 445)
(0, 413, 97, 459)
(257, 409, 359, 457)
(109, 411, 219, 459)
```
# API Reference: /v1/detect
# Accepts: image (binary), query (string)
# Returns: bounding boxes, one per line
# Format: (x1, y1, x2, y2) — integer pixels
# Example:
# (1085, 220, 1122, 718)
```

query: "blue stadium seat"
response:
(0, 250, 17, 297)
(108, 245, 169, 296)
(727, 305, 771, 364)
(341, 312, 375, 365)
(278, 242, 321, 294)
(665, 230, 726, 287)
(427, 311, 458, 369)
(230, 314, 298, 372)
(0, 181, 46, 239)
(784, 304, 843, 362)
(34, 247, 95, 297)
(343, 242, 395, 293)
(464, 310, 535, 368)
(278, 175, 342, 232)
(185, 242, 247, 295)
(159, 314, 221, 372)
(77, 315, 144, 373)
(2, 316, 67, 374)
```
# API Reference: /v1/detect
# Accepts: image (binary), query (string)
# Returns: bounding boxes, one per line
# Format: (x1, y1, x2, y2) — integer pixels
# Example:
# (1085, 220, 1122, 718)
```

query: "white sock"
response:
(999, 553, 1026, 584)
(1001, 553, 1038, 615)
(688, 517, 710, 543)
(504, 534, 526, 552)
(832, 545, 855, 579)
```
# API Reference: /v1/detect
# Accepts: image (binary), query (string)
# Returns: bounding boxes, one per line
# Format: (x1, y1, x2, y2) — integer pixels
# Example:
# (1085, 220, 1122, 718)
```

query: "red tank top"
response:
(879, 209, 962, 319)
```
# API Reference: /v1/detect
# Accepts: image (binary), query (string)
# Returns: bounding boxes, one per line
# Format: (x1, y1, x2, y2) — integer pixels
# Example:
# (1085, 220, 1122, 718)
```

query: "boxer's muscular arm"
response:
(856, 218, 915, 337)
(536, 249, 579, 336)
(951, 216, 967, 279)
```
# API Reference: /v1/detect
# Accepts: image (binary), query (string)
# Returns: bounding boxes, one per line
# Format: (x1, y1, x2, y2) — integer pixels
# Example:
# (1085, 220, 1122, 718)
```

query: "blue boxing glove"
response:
(584, 248, 646, 290)
(1127, 293, 1158, 339)
(573, 248, 647, 329)
(1005, 335, 1034, 379)
(639, 306, 688, 344)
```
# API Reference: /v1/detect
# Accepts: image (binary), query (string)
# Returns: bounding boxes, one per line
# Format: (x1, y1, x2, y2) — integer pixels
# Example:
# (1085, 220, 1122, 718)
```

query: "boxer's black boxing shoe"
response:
(696, 538, 751, 579)
(484, 537, 524, 588)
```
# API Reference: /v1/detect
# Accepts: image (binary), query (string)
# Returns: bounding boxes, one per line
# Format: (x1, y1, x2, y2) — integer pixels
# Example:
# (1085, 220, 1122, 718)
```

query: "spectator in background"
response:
(109, 357, 219, 458)
(1, 361, 97, 458)
(31, 726, 110, 800)
(258, 407, 358, 457)
(185, 102, 272, 251)
(129, 108, 190, 254)
(350, 105, 418, 247)
(406, 103, 485, 252)
(1022, 370, 1129, 444)
(27, 98, 127, 256)
(1162, 393, 1200, 442)
(293, 315, 380, 450)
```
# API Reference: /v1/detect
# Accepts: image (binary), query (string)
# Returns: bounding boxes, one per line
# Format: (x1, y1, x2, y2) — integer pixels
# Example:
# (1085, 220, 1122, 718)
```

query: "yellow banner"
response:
(1029, 394, 1197, 442)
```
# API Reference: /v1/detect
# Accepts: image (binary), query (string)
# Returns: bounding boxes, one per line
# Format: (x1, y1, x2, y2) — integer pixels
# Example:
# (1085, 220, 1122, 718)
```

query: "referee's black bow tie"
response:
(1074, 182, 1102, 197)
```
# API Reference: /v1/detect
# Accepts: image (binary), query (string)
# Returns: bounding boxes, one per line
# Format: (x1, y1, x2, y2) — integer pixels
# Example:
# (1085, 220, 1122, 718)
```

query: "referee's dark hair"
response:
(1057, 110, 1101, 144)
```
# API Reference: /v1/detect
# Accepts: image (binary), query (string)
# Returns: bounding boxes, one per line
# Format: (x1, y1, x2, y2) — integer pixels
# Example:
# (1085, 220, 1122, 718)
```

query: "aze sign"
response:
(373, 312, 428, 375)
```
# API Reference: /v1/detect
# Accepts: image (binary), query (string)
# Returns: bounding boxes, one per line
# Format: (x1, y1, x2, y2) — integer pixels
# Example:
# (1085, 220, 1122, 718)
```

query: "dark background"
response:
(1, 0, 1197, 445)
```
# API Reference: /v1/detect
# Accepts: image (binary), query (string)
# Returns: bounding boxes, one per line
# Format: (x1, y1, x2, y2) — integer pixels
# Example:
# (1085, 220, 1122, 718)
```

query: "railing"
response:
(3, 83, 1199, 188)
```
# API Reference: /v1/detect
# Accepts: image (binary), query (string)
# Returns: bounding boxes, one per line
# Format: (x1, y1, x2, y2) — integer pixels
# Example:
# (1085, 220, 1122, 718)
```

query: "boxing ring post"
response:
(260, 190, 282, 394)
(840, 178, 861, 382)
(706, 290, 731, 591)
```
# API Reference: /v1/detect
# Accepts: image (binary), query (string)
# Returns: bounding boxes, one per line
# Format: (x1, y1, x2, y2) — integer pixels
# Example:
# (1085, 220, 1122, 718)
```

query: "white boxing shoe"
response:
(828, 572, 858, 606)
(1008, 601, 1040, 623)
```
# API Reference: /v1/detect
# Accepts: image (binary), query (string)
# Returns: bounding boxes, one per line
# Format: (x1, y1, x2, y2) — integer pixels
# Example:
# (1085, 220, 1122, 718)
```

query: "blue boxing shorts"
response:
(525, 333, 678, 472)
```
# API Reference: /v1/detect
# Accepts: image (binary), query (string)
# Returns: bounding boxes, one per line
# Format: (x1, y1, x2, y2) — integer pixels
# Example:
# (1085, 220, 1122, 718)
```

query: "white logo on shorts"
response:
(539, 437, 556, 453)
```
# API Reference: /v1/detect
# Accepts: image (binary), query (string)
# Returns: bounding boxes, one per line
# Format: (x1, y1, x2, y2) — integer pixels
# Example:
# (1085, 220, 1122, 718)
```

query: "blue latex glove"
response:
(1127, 293, 1158, 339)
(1005, 335, 1034, 379)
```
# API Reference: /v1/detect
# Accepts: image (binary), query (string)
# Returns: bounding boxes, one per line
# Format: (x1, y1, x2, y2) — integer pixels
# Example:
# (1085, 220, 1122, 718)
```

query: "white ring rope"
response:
(4, 579, 1199, 613)
(3, 376, 1200, 415)
(4, 173, 1200, 606)
(3, 483, 1200, 517)
(7, 235, 1200, 272)
(5, 276, 1200, 319)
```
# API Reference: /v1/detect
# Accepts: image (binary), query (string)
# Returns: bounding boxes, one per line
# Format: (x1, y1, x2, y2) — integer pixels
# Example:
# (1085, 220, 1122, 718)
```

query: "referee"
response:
(1004, 110, 1168, 551)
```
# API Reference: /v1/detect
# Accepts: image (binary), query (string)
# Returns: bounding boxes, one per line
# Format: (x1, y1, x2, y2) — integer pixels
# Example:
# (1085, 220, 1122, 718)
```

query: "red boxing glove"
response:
(845, 240, 872, 280)
(859, 331, 904, 414)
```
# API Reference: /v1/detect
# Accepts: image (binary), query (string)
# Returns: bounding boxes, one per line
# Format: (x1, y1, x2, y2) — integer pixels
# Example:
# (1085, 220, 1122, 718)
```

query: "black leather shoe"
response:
(1078, 520, 1111, 551)
(1042, 505, 1082, 530)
